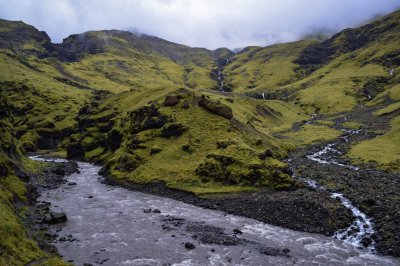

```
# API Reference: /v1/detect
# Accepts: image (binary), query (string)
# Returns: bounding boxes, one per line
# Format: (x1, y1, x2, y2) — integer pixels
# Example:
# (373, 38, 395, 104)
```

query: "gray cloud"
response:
(0, 0, 399, 49)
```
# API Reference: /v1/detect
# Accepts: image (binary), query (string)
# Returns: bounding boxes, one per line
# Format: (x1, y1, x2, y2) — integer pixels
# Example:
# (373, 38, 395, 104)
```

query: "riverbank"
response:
(29, 122, 400, 259)
(99, 105, 400, 257)
(22, 157, 79, 258)
(104, 177, 353, 235)
(289, 135, 400, 257)
(34, 159, 400, 265)
(285, 104, 400, 257)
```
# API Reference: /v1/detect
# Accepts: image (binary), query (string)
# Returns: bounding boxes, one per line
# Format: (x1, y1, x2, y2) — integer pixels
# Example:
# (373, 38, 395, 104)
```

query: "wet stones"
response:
(29, 159, 79, 191)
(233, 228, 243, 235)
(143, 208, 161, 214)
(184, 242, 196, 250)
(43, 211, 67, 224)
(50, 167, 65, 175)
(361, 237, 373, 247)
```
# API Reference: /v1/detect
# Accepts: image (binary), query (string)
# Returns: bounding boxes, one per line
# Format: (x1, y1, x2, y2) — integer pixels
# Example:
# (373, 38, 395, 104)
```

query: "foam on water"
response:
(303, 137, 378, 252)
(306, 144, 359, 171)
(28, 155, 69, 163)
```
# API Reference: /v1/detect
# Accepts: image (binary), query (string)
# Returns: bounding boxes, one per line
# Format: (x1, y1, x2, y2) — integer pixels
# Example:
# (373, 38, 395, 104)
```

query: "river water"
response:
(32, 158, 399, 265)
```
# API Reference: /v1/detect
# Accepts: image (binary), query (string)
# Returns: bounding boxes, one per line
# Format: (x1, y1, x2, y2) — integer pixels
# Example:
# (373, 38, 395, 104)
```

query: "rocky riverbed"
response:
(26, 156, 400, 265)
(289, 131, 400, 257)
(286, 105, 400, 257)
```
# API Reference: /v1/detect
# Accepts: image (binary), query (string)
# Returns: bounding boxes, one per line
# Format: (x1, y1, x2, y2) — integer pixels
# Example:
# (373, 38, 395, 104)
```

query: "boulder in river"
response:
(184, 242, 196, 250)
(233, 228, 243, 235)
(43, 211, 67, 224)
(50, 167, 66, 175)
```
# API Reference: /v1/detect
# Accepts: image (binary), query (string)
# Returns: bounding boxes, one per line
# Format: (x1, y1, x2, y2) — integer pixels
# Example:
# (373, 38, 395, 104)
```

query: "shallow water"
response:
(303, 136, 376, 251)
(34, 158, 399, 265)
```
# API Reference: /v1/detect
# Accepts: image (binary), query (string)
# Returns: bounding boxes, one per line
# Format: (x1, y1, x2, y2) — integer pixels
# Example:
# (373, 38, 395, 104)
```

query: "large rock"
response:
(182, 101, 190, 109)
(160, 123, 186, 138)
(214, 105, 233, 120)
(164, 95, 180, 107)
(198, 97, 233, 119)
(129, 105, 170, 134)
(67, 142, 84, 159)
(184, 242, 196, 250)
(43, 212, 67, 224)
(50, 167, 65, 176)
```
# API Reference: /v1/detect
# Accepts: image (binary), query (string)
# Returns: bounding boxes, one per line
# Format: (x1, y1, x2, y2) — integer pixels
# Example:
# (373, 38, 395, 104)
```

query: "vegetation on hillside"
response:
(0, 9, 399, 264)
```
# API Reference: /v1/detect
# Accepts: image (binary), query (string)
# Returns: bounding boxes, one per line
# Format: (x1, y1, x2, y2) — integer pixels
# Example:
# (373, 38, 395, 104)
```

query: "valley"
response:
(0, 9, 399, 265)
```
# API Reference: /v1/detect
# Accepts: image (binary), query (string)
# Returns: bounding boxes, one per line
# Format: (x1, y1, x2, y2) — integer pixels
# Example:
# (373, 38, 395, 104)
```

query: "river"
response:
(31, 157, 399, 265)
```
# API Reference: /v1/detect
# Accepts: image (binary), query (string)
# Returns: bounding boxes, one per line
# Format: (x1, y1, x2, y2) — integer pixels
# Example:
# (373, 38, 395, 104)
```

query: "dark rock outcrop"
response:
(184, 242, 196, 250)
(163, 95, 180, 107)
(160, 122, 186, 138)
(129, 105, 170, 134)
(198, 97, 233, 119)
(43, 211, 67, 224)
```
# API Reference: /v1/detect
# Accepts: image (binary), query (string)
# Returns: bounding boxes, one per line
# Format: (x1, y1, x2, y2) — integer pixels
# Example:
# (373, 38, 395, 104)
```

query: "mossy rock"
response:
(114, 154, 143, 172)
(163, 95, 180, 107)
(160, 122, 186, 138)
(107, 128, 123, 151)
(196, 155, 296, 189)
(198, 97, 233, 120)
(129, 105, 170, 134)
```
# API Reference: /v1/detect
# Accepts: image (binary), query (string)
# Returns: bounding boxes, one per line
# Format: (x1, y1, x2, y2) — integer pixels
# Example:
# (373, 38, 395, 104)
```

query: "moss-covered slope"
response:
(0, 94, 66, 266)
(0, 8, 400, 264)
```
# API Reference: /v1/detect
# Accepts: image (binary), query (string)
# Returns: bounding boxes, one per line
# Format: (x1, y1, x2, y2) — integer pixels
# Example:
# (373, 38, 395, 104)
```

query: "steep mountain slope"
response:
(0, 9, 399, 263)
(223, 40, 317, 94)
(0, 94, 67, 265)
(223, 10, 400, 170)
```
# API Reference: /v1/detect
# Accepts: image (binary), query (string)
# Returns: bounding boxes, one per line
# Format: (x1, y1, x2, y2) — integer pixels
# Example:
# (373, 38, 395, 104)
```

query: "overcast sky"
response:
(0, 0, 399, 49)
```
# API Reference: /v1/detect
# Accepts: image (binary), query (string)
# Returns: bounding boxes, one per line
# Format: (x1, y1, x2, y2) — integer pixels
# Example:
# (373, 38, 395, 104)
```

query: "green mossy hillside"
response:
(0, 94, 66, 266)
(0, 8, 399, 265)
(67, 89, 302, 191)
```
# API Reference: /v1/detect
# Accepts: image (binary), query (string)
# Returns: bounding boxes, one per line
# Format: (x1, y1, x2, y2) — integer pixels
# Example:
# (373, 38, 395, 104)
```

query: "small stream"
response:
(216, 58, 230, 92)
(29, 156, 400, 265)
(291, 129, 377, 253)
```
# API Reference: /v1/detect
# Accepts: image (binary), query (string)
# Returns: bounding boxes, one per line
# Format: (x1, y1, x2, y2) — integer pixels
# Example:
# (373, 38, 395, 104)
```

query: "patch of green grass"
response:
(85, 147, 105, 160)
(224, 40, 316, 93)
(20, 156, 50, 173)
(373, 101, 400, 116)
(315, 120, 335, 127)
(175, 183, 258, 196)
(0, 166, 67, 265)
(283, 124, 341, 145)
(342, 121, 362, 129)
(83, 89, 298, 190)
(348, 115, 400, 172)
